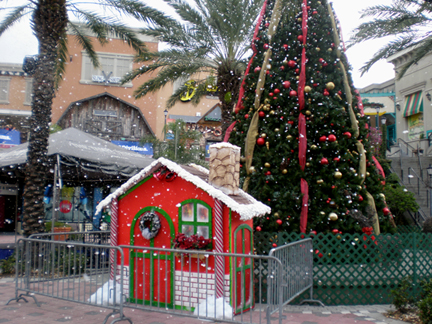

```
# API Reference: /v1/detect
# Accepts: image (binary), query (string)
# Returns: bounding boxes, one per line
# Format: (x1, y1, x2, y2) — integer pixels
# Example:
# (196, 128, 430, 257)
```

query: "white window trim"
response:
(24, 78, 33, 106)
(0, 77, 11, 104)
(80, 52, 134, 87)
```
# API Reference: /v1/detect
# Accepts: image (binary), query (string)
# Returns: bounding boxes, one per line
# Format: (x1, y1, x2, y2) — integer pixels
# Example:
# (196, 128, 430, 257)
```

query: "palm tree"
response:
(122, 0, 264, 134)
(349, 0, 432, 78)
(0, 0, 166, 236)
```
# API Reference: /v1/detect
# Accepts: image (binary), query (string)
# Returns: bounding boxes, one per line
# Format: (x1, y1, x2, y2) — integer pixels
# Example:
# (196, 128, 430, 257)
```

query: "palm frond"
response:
(359, 36, 416, 76)
(398, 37, 432, 78)
(68, 22, 99, 68)
(54, 34, 69, 89)
(0, 4, 32, 37)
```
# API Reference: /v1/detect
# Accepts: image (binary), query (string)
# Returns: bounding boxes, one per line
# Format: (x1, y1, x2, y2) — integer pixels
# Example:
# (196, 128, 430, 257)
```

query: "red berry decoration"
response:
(383, 207, 390, 215)
(256, 226, 262, 232)
(328, 134, 336, 142)
(288, 60, 296, 68)
(358, 195, 363, 202)
(257, 137, 265, 146)
(259, 111, 265, 118)
(283, 81, 291, 89)
(276, 219, 283, 225)
(263, 43, 269, 50)
(320, 157, 329, 165)
(319, 135, 327, 142)
(289, 90, 297, 97)
(287, 120, 294, 125)
(254, 66, 261, 73)
(274, 88, 280, 94)
(343, 131, 352, 138)
(283, 44, 288, 50)
(245, 114, 249, 119)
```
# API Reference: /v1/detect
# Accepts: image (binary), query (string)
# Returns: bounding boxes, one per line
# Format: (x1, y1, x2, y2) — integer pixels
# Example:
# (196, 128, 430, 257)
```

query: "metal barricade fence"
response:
(118, 245, 284, 324)
(6, 238, 130, 324)
(267, 238, 323, 316)
(29, 230, 111, 244)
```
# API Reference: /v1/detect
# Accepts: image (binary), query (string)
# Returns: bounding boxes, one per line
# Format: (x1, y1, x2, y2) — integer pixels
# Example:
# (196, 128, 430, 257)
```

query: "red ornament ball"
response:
(265, 171, 271, 176)
(259, 111, 265, 118)
(288, 60, 296, 68)
(343, 131, 352, 138)
(283, 44, 288, 50)
(333, 157, 340, 162)
(358, 195, 364, 202)
(383, 207, 390, 215)
(279, 66, 285, 71)
(276, 219, 283, 225)
(274, 88, 280, 94)
(289, 90, 297, 97)
(319, 58, 324, 63)
(297, 35, 303, 42)
(328, 134, 336, 142)
(318, 253, 323, 258)
(310, 230, 317, 236)
(263, 43, 269, 50)
(272, 243, 277, 248)
(323, 89, 329, 96)
(264, 23, 269, 28)
(320, 157, 329, 165)
(245, 114, 249, 119)
(283, 81, 291, 89)
(332, 229, 339, 234)
(319, 135, 327, 142)
(269, 92, 274, 97)
(234, 107, 240, 114)
(256, 226, 262, 232)
(257, 137, 265, 146)
(254, 66, 261, 73)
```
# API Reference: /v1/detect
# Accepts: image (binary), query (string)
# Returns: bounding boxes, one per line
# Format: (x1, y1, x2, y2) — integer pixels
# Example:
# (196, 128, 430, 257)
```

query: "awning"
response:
(404, 91, 423, 117)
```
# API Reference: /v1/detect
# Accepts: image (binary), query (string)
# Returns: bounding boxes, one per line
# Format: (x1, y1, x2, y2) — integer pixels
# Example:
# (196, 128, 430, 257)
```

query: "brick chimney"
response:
(208, 142, 240, 195)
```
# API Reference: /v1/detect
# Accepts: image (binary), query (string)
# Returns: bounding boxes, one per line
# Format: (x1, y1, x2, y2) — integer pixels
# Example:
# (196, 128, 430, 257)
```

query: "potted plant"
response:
(45, 221, 73, 241)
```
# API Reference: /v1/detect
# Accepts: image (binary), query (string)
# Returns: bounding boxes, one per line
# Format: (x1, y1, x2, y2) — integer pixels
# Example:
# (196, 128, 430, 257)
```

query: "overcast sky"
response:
(0, 0, 394, 89)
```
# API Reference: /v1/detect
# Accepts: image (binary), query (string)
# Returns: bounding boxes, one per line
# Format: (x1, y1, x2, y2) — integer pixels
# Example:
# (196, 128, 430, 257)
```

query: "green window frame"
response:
(178, 199, 212, 239)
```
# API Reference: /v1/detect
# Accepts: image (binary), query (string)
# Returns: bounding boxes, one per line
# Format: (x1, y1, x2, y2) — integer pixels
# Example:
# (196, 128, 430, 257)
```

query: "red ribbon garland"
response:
(298, 0, 309, 233)
(235, 0, 268, 111)
(223, 121, 237, 142)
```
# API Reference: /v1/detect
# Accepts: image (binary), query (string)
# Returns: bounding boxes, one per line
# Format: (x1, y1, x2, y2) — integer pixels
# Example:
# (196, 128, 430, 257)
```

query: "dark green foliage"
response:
(230, 0, 391, 234)
(390, 277, 416, 313)
(423, 217, 432, 234)
(0, 253, 16, 275)
(418, 296, 432, 324)
(384, 173, 419, 225)
(141, 119, 206, 167)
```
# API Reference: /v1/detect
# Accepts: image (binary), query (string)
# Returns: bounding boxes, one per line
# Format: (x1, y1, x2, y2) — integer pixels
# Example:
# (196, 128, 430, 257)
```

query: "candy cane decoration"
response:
(110, 198, 119, 280)
(214, 199, 224, 298)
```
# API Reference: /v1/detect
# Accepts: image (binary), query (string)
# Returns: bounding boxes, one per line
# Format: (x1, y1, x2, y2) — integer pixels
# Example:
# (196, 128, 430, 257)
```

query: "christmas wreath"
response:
(139, 211, 161, 240)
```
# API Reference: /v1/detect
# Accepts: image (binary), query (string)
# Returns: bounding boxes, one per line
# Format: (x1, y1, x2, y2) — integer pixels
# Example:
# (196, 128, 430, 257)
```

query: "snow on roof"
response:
(96, 157, 271, 220)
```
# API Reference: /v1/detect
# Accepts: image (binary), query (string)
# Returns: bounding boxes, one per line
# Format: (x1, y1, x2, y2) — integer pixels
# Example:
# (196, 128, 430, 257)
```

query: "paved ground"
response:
(0, 276, 408, 324)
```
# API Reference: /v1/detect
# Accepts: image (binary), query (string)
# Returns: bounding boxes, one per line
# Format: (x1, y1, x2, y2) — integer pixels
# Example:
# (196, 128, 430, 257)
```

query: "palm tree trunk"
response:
(22, 0, 67, 236)
(217, 63, 242, 136)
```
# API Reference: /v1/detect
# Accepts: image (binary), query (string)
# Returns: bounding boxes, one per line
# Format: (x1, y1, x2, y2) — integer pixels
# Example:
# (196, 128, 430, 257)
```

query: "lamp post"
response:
(381, 115, 387, 157)
(163, 109, 168, 141)
(428, 164, 432, 216)
(375, 107, 380, 129)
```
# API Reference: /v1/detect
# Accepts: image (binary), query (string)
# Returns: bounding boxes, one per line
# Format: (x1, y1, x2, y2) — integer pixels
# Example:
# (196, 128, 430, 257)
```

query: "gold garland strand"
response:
(243, 0, 284, 192)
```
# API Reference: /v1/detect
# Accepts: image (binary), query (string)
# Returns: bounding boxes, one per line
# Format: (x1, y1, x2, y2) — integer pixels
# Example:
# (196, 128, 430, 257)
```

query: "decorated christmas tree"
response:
(229, 0, 395, 235)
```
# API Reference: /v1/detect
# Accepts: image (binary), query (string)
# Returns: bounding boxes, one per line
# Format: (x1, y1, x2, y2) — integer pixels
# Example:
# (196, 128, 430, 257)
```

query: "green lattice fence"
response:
(253, 232, 432, 305)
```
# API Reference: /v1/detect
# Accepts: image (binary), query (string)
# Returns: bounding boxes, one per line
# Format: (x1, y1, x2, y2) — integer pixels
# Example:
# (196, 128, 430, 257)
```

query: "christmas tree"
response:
(229, 0, 395, 235)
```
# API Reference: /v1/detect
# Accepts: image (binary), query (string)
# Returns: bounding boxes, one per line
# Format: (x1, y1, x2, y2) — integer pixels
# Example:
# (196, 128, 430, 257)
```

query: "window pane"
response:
(181, 203, 194, 222)
(197, 204, 209, 223)
(0, 79, 9, 102)
(116, 58, 131, 78)
(197, 226, 209, 239)
(101, 57, 114, 74)
(181, 225, 194, 237)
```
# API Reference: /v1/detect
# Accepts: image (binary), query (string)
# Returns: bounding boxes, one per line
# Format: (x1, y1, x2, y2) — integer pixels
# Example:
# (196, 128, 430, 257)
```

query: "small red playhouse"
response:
(97, 143, 270, 313)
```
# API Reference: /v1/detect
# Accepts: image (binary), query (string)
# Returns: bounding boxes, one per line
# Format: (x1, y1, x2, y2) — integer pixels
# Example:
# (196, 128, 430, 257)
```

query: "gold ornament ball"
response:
(305, 110, 311, 115)
(296, 76, 300, 80)
(311, 144, 318, 150)
(286, 135, 293, 140)
(264, 98, 270, 104)
(282, 169, 288, 174)
(320, 211, 326, 215)
(366, 172, 370, 177)
(274, 212, 280, 218)
(264, 162, 271, 168)
(317, 179, 324, 184)
(275, 128, 280, 132)
(261, 133, 267, 139)
(316, 47, 320, 52)
(334, 171, 343, 179)
(270, 110, 275, 115)
(297, 17, 302, 22)
(249, 166, 256, 173)
(326, 82, 335, 90)
(328, 48, 332, 52)
(329, 212, 338, 221)
(304, 86, 312, 93)
(379, 193, 386, 199)
(306, 162, 310, 167)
